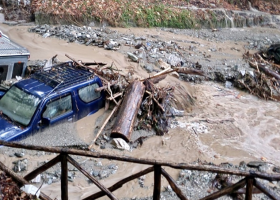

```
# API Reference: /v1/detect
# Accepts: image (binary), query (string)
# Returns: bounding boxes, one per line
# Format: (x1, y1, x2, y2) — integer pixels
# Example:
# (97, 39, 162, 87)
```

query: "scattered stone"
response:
(127, 52, 139, 62)
(247, 161, 267, 168)
(13, 159, 28, 172)
(14, 152, 24, 158)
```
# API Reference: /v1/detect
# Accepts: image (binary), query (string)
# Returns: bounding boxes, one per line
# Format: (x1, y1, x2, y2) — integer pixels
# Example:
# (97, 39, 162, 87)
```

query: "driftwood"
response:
(89, 99, 122, 149)
(141, 67, 204, 81)
(111, 80, 145, 142)
(249, 61, 280, 80)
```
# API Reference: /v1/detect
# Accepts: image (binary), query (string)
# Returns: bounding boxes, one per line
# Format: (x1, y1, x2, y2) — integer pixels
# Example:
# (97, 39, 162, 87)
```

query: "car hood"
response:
(0, 116, 22, 141)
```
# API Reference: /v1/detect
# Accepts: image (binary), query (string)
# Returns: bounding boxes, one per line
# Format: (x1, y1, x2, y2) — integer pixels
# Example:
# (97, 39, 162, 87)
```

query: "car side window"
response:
(78, 83, 101, 103)
(42, 95, 72, 119)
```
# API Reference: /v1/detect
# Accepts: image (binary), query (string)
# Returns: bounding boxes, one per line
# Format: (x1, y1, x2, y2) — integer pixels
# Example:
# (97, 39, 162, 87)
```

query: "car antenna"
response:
(45, 81, 64, 98)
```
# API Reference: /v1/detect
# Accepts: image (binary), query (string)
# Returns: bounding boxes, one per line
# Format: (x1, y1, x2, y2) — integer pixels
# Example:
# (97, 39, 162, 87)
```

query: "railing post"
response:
(245, 177, 254, 200)
(153, 165, 161, 200)
(61, 153, 68, 200)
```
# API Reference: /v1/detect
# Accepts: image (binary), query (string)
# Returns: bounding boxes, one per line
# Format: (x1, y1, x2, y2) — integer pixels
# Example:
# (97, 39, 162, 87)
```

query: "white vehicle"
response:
(0, 30, 30, 82)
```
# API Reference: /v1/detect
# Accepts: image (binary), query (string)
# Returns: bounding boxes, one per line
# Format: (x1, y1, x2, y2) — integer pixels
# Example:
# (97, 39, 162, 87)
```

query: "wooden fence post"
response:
(153, 165, 161, 200)
(61, 153, 68, 200)
(245, 177, 254, 200)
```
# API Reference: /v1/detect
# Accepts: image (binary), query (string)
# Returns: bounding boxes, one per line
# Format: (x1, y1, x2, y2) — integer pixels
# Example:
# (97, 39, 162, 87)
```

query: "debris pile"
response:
(239, 44, 280, 101)
(0, 170, 35, 200)
(56, 54, 203, 148)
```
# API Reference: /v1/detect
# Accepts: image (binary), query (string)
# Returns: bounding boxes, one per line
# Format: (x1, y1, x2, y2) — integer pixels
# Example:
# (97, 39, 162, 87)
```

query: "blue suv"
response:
(0, 61, 105, 141)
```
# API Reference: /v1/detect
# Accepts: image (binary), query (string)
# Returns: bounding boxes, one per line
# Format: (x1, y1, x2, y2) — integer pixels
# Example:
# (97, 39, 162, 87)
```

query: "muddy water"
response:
(0, 24, 280, 199)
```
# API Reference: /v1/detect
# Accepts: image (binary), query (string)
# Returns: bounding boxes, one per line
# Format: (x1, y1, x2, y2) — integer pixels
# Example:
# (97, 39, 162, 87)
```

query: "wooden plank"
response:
(1, 140, 280, 181)
(153, 165, 161, 200)
(245, 177, 254, 200)
(200, 178, 246, 200)
(89, 99, 122, 149)
(161, 168, 188, 200)
(61, 153, 68, 200)
(0, 160, 52, 200)
(67, 155, 118, 200)
(24, 154, 61, 181)
(111, 80, 145, 142)
(83, 167, 154, 200)
(254, 179, 280, 200)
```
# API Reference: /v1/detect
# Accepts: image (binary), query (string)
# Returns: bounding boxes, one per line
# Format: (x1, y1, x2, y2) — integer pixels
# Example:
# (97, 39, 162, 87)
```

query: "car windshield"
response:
(0, 86, 41, 126)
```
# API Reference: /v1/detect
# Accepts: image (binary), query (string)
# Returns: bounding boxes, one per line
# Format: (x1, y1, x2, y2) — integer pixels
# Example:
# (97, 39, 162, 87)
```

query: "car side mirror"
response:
(41, 117, 51, 125)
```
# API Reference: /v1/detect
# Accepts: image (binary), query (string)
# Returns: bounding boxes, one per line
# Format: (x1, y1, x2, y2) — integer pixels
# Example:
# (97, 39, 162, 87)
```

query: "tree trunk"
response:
(110, 80, 145, 142)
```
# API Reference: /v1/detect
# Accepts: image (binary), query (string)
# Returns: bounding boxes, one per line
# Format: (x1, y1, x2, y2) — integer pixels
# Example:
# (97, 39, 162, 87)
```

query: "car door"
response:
(76, 82, 104, 120)
(41, 93, 75, 126)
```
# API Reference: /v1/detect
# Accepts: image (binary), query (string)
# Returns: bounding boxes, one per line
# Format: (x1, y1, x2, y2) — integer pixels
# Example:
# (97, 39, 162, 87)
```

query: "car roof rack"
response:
(31, 62, 95, 90)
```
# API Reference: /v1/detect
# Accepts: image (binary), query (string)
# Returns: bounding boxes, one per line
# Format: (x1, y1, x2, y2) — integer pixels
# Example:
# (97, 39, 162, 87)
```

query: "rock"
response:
(91, 170, 100, 177)
(127, 52, 139, 62)
(247, 161, 267, 168)
(144, 63, 154, 73)
(273, 166, 280, 173)
(225, 81, 233, 88)
(20, 185, 40, 198)
(13, 159, 28, 172)
(14, 152, 24, 158)
(99, 169, 111, 179)
(112, 138, 130, 151)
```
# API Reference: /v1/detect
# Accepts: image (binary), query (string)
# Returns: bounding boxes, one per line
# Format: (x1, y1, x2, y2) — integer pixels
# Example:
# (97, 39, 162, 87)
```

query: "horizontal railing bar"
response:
(0, 140, 280, 181)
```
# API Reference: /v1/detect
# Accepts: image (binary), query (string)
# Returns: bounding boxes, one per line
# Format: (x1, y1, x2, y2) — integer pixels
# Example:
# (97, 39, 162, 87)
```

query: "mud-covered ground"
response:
(0, 22, 280, 199)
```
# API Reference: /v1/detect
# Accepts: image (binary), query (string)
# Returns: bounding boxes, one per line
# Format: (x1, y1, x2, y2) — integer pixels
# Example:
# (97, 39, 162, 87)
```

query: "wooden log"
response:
(67, 155, 118, 200)
(89, 99, 122, 149)
(254, 179, 280, 200)
(161, 168, 188, 200)
(249, 61, 280, 80)
(1, 141, 280, 181)
(84, 167, 154, 200)
(111, 80, 145, 142)
(24, 154, 61, 181)
(153, 165, 161, 200)
(200, 178, 246, 200)
(0, 160, 52, 200)
(61, 153, 68, 200)
(245, 177, 254, 200)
